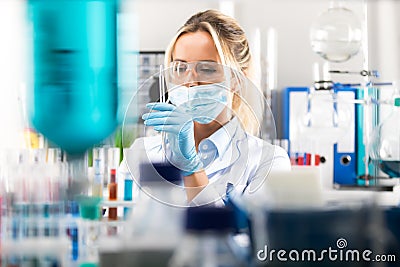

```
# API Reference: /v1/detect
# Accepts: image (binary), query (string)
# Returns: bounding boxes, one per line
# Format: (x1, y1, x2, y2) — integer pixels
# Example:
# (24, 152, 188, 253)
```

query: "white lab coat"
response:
(119, 117, 291, 206)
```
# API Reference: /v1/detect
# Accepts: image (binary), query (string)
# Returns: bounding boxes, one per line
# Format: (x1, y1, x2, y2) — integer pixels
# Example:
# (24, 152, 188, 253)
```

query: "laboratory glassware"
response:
(123, 173, 133, 219)
(76, 195, 102, 266)
(108, 169, 117, 221)
(370, 97, 400, 178)
(92, 147, 105, 198)
(310, 1, 362, 63)
(297, 86, 352, 143)
(28, 0, 119, 155)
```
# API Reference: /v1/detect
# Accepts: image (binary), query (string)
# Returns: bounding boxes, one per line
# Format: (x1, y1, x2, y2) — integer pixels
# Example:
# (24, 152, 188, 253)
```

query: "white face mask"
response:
(168, 82, 230, 124)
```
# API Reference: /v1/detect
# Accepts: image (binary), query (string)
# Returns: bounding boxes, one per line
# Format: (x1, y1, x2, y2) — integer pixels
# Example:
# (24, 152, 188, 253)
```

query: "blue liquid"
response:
(29, 0, 118, 154)
(124, 179, 133, 218)
(379, 160, 400, 178)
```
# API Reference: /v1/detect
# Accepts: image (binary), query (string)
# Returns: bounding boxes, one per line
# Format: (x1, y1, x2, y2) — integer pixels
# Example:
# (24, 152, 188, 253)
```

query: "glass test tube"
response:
(108, 169, 117, 221)
(92, 148, 104, 198)
(123, 173, 133, 219)
(77, 196, 102, 266)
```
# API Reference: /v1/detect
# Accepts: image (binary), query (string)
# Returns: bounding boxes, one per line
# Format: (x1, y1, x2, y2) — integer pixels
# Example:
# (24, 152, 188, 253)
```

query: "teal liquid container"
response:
(28, 0, 118, 155)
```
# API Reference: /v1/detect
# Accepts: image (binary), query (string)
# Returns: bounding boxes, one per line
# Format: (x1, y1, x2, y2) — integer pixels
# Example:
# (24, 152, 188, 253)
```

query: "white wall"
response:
(128, 0, 400, 140)
(368, 0, 400, 82)
(128, 0, 219, 51)
(1, 0, 398, 149)
(130, 0, 380, 90)
(236, 0, 367, 89)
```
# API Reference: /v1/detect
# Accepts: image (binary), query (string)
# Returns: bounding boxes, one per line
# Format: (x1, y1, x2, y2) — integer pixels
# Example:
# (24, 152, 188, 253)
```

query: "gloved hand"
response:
(142, 102, 203, 176)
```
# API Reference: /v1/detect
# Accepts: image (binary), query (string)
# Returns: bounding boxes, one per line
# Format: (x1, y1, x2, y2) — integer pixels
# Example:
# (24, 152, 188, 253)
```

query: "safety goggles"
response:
(168, 61, 226, 84)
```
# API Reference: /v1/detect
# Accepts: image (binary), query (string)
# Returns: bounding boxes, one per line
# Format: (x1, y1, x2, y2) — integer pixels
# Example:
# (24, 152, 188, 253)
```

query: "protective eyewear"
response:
(168, 61, 226, 83)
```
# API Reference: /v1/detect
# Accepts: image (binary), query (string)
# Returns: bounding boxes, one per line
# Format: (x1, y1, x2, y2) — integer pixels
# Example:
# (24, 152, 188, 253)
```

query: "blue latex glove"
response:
(142, 102, 203, 176)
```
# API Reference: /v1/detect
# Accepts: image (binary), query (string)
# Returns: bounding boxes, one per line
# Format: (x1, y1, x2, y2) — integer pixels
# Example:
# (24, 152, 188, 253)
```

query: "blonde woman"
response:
(123, 9, 290, 206)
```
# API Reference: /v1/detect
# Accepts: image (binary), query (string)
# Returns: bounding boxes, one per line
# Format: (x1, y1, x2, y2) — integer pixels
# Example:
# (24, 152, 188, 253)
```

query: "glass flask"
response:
(28, 0, 118, 155)
(310, 1, 362, 63)
(370, 97, 400, 178)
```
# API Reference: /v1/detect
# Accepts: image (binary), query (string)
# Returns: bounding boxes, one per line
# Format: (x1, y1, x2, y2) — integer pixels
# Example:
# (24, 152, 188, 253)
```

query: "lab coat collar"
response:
(204, 116, 246, 176)
(207, 116, 240, 158)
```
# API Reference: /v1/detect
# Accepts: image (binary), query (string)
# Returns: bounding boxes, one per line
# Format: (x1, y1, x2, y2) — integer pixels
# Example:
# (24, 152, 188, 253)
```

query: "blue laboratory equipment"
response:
(28, 0, 119, 155)
(65, 200, 80, 262)
(281, 85, 358, 187)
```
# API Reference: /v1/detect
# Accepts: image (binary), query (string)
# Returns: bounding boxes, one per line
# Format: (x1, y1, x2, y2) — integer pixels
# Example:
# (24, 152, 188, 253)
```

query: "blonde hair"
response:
(164, 9, 260, 135)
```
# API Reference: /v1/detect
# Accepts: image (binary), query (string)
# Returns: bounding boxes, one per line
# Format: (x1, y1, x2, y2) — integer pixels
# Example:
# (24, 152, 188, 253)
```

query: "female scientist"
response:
(122, 9, 291, 206)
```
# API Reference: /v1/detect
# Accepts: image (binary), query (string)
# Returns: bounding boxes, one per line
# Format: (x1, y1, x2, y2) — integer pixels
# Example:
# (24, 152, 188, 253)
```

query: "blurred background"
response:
(1, 0, 399, 147)
(0, 0, 400, 266)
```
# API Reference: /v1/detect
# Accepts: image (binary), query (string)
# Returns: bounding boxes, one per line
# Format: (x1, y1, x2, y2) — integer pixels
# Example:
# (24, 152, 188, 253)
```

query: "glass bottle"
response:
(168, 206, 247, 267)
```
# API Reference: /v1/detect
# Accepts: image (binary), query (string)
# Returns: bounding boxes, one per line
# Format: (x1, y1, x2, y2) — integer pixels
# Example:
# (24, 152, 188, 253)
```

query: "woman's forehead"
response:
(172, 31, 221, 63)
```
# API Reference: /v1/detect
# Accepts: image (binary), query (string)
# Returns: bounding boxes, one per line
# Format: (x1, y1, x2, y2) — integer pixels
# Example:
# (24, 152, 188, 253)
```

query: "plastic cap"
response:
(80, 263, 98, 267)
(395, 97, 400, 107)
(185, 207, 235, 232)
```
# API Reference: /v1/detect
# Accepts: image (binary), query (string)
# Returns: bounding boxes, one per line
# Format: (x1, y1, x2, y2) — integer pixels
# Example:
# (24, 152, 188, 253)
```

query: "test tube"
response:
(108, 169, 117, 221)
(77, 196, 102, 266)
(65, 200, 79, 262)
(123, 173, 133, 219)
(159, 65, 169, 163)
(92, 148, 105, 198)
(107, 147, 120, 177)
(159, 64, 165, 103)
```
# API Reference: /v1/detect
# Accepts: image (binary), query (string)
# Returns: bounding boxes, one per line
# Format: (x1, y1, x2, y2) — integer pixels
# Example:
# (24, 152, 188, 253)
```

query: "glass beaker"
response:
(370, 97, 400, 178)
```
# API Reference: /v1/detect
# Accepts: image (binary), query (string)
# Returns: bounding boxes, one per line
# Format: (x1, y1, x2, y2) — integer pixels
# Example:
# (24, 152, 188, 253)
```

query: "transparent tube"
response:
(76, 195, 102, 266)
(79, 219, 101, 266)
